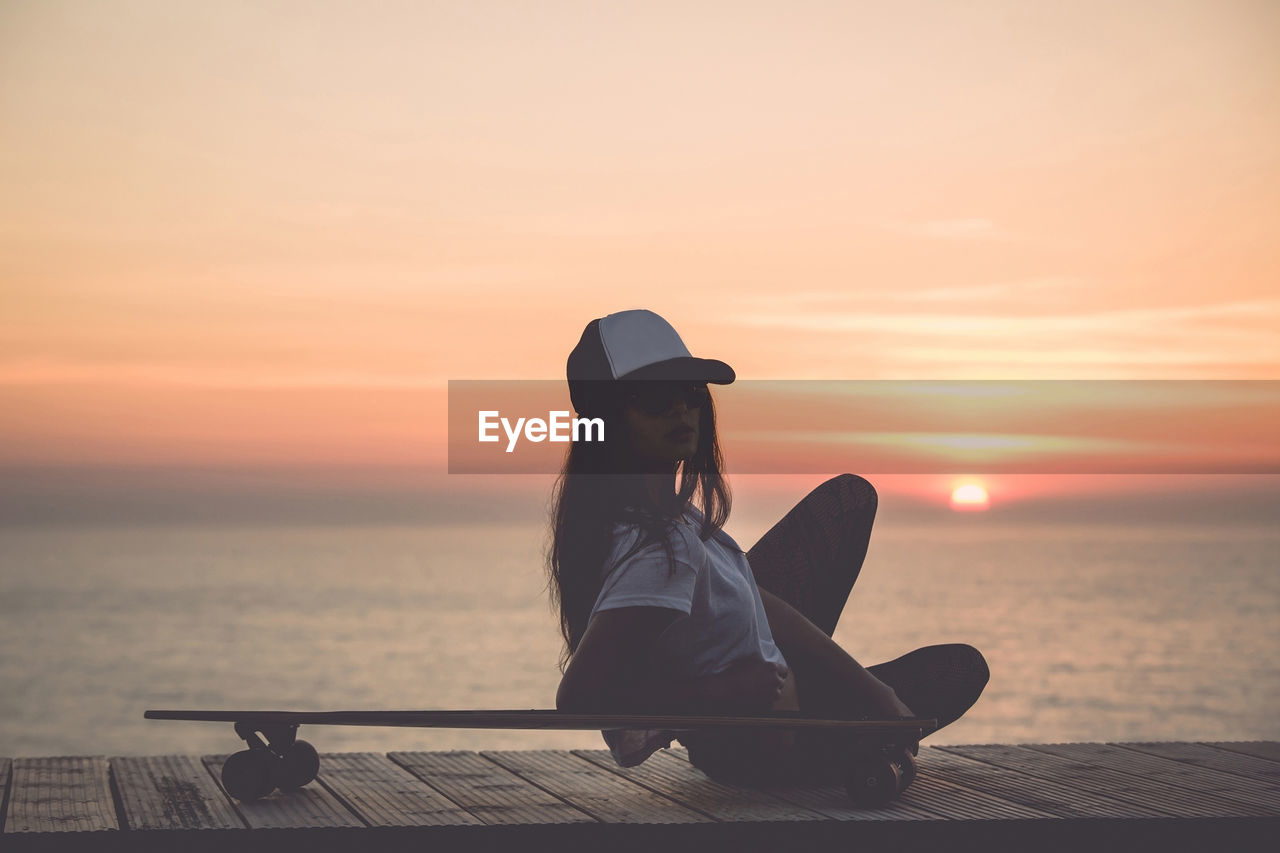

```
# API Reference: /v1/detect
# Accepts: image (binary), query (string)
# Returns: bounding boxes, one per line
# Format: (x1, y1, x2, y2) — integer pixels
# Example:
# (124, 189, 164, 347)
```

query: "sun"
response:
(949, 483, 990, 512)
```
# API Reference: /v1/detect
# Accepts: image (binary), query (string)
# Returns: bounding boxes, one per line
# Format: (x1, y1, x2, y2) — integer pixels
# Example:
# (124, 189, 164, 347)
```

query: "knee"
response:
(826, 473, 878, 509)
(955, 643, 990, 691)
(918, 642, 989, 692)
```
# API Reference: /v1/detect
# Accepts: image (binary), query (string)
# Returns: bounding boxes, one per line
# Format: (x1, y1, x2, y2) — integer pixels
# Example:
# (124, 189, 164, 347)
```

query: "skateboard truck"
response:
(843, 742, 918, 807)
(221, 721, 320, 802)
(234, 720, 299, 753)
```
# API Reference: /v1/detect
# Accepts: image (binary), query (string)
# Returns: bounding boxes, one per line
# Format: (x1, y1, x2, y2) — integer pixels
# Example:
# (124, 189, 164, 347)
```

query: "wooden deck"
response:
(1, 741, 1276, 851)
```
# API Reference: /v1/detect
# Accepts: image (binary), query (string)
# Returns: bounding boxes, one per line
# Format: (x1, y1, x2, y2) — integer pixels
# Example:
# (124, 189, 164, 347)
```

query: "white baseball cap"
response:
(566, 309, 735, 415)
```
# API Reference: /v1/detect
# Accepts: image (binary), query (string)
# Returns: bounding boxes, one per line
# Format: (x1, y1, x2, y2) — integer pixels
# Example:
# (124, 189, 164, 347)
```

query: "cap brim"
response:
(618, 357, 735, 384)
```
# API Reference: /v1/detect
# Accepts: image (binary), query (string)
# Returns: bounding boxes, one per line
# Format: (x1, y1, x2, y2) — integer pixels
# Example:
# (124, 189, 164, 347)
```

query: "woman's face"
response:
(618, 381, 708, 466)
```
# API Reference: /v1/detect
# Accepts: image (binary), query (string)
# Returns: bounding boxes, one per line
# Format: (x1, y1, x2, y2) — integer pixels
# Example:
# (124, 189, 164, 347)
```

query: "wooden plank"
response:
(645, 742, 1044, 819)
(650, 742, 942, 819)
(1204, 741, 1280, 763)
(0, 758, 9, 832)
(1025, 742, 1280, 814)
(760, 770, 955, 820)
(940, 743, 1259, 818)
(3, 744, 1274, 848)
(575, 748, 825, 823)
(749, 778, 943, 822)
(201, 754, 363, 830)
(111, 755, 245, 830)
(1120, 741, 1280, 783)
(389, 750, 595, 826)
(483, 749, 711, 824)
(313, 752, 482, 827)
(4, 757, 118, 834)
(922, 746, 1166, 818)
(650, 742, 1049, 819)
(888, 751, 1051, 821)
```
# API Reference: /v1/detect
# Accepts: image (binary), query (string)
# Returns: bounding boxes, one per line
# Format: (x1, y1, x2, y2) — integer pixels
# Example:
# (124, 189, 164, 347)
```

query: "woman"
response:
(546, 309, 988, 786)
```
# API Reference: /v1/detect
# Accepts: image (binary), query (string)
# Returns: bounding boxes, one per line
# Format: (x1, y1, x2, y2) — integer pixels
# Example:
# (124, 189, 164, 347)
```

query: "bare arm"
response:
(556, 606, 787, 715)
(555, 606, 685, 714)
(757, 587, 913, 718)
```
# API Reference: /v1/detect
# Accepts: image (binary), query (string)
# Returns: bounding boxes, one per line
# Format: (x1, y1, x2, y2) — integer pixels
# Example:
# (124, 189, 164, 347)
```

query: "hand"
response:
(882, 690, 921, 755)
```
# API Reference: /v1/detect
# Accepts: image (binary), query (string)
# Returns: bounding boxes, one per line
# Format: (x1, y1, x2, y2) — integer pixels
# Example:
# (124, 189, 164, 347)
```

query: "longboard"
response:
(146, 708, 936, 806)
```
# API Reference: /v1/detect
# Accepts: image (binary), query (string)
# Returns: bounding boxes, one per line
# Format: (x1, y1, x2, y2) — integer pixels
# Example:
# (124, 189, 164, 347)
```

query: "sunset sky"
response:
(2, 1, 1277, 520)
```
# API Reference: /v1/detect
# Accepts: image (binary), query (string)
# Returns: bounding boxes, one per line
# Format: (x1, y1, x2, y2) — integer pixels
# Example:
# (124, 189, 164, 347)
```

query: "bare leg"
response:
(746, 473, 877, 637)
(746, 473, 987, 725)
(684, 474, 989, 785)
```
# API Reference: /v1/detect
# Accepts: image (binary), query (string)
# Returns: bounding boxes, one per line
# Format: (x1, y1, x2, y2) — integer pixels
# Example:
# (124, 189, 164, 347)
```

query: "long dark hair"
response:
(544, 383, 732, 672)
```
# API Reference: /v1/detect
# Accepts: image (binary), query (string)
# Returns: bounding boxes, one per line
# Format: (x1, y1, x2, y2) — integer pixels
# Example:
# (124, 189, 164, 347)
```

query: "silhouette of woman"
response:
(546, 309, 989, 786)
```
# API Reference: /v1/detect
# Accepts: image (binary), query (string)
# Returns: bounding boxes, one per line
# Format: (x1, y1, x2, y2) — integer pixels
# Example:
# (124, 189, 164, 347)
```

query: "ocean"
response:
(1, 514, 1277, 757)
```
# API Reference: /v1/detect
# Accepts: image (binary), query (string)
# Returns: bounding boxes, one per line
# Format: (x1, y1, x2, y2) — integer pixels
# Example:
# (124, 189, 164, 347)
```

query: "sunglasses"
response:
(624, 381, 710, 416)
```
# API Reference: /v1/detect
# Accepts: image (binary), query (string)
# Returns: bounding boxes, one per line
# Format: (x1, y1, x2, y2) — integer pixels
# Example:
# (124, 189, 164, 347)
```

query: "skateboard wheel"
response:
(844, 757, 902, 808)
(272, 740, 320, 790)
(897, 749, 918, 787)
(222, 749, 276, 801)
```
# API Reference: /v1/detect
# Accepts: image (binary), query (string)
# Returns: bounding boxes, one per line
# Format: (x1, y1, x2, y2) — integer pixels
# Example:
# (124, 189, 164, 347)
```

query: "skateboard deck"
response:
(146, 707, 934, 732)
(146, 708, 936, 806)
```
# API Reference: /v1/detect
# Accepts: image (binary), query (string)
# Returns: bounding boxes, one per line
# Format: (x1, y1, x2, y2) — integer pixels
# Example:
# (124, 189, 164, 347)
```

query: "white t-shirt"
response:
(586, 503, 788, 766)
